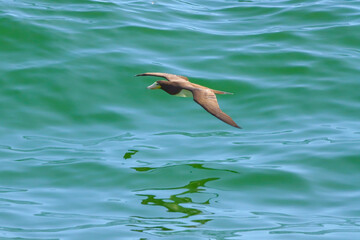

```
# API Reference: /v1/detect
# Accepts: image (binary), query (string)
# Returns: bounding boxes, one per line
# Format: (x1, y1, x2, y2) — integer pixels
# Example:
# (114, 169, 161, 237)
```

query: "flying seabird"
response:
(135, 72, 241, 129)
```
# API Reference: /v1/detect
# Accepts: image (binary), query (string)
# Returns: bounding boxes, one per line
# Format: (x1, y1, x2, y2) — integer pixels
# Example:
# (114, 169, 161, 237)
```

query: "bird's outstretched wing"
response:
(192, 89, 241, 128)
(135, 72, 189, 82)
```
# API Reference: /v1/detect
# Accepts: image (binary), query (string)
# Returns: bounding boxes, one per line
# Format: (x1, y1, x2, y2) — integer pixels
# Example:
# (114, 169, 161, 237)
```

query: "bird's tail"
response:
(212, 89, 234, 95)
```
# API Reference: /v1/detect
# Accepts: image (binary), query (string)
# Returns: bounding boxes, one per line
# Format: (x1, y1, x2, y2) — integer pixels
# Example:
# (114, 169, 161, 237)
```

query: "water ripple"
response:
(23, 133, 142, 146)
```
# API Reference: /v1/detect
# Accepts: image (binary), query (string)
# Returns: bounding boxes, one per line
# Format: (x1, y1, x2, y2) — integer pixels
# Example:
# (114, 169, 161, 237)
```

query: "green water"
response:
(1, 0, 360, 239)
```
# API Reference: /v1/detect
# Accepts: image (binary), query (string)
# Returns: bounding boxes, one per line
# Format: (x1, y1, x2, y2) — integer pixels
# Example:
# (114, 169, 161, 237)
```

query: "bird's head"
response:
(147, 81, 162, 90)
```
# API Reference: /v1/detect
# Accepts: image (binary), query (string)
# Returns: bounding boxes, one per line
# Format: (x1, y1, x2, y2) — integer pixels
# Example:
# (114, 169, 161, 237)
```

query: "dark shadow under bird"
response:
(136, 72, 241, 129)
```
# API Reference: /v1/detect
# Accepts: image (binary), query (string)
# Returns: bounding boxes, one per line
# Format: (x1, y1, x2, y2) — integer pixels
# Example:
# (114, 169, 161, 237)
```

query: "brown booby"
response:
(136, 72, 241, 129)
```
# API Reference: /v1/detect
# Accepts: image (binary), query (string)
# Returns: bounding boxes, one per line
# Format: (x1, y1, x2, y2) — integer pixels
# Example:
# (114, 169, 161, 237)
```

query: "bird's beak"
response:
(147, 82, 161, 89)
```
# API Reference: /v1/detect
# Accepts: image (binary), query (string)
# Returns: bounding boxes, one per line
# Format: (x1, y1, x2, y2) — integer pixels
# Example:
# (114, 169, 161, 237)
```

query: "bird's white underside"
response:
(175, 89, 193, 98)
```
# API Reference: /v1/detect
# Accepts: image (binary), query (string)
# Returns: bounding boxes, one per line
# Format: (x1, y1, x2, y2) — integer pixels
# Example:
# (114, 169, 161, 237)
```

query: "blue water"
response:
(1, 0, 360, 239)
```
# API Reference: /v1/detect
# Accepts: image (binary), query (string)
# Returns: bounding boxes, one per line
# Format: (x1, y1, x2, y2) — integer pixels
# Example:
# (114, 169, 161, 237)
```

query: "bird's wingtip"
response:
(231, 122, 242, 129)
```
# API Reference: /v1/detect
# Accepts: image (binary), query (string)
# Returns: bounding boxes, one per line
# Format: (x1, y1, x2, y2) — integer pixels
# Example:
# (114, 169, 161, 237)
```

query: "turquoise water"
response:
(1, 0, 360, 239)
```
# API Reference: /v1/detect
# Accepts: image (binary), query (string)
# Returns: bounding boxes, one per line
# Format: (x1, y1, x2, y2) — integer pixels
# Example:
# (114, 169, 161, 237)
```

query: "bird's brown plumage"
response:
(135, 72, 241, 129)
(136, 72, 189, 82)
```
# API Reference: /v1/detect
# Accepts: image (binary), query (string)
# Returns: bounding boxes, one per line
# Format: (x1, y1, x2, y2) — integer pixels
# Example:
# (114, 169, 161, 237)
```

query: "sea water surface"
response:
(1, 0, 360, 239)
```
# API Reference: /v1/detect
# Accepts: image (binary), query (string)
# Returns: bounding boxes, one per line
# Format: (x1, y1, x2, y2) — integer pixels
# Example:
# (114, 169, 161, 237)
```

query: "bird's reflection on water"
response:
(123, 149, 139, 159)
(129, 165, 220, 233)
(138, 177, 219, 217)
